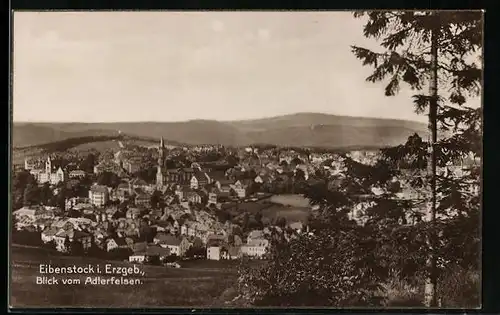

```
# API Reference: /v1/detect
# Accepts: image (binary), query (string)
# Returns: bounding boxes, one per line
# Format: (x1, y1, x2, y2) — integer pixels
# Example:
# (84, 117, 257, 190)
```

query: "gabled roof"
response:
(186, 191, 201, 198)
(192, 172, 208, 182)
(108, 237, 128, 246)
(155, 234, 183, 246)
(55, 229, 73, 239)
(131, 178, 148, 186)
(135, 192, 150, 200)
(13, 207, 37, 217)
(69, 170, 86, 175)
(132, 241, 148, 253)
(207, 171, 226, 182)
(117, 182, 130, 190)
(248, 230, 264, 240)
(156, 220, 173, 228)
(90, 185, 108, 194)
(217, 178, 235, 186)
(42, 226, 59, 237)
(146, 245, 170, 256)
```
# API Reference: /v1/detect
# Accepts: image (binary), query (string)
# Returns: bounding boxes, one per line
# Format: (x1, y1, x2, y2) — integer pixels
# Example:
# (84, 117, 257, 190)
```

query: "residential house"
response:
(207, 246, 222, 260)
(126, 207, 142, 220)
(116, 189, 130, 203)
(230, 180, 250, 199)
(129, 242, 170, 263)
(104, 207, 119, 221)
(241, 238, 269, 259)
(89, 185, 109, 207)
(106, 237, 129, 252)
(13, 207, 55, 230)
(186, 191, 202, 204)
(207, 192, 218, 205)
(69, 170, 86, 179)
(180, 168, 195, 184)
(129, 242, 148, 263)
(53, 229, 92, 252)
(154, 220, 174, 233)
(41, 226, 59, 243)
(207, 234, 227, 246)
(33, 218, 54, 231)
(131, 178, 149, 191)
(117, 182, 132, 194)
(24, 158, 38, 171)
(123, 158, 141, 174)
(53, 229, 72, 252)
(206, 171, 226, 184)
(92, 229, 108, 247)
(153, 232, 172, 244)
(154, 234, 190, 257)
(134, 191, 151, 208)
(254, 174, 273, 185)
(247, 230, 265, 244)
(222, 246, 242, 260)
(176, 186, 198, 201)
(73, 203, 95, 214)
(94, 209, 108, 223)
(13, 207, 38, 222)
(215, 179, 235, 190)
(93, 161, 125, 176)
(180, 221, 197, 237)
(190, 172, 210, 189)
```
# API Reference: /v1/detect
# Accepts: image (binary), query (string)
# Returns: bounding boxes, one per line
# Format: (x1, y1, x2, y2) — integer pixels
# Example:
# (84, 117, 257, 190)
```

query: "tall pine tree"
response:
(351, 10, 482, 306)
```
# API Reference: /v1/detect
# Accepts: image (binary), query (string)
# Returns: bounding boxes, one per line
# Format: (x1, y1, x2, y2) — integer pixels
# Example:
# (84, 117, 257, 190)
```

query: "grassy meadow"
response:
(10, 245, 240, 308)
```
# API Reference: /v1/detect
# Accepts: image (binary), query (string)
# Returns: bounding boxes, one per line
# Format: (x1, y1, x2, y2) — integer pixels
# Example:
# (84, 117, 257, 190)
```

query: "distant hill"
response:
(12, 123, 119, 148)
(12, 112, 428, 149)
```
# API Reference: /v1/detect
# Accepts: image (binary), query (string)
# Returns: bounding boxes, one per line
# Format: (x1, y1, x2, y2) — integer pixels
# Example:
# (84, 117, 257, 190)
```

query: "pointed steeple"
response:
(158, 137, 166, 170)
(46, 156, 52, 173)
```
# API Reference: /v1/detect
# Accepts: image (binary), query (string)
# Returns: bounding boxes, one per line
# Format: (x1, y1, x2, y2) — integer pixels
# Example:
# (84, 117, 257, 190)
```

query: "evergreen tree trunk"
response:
(424, 14, 439, 308)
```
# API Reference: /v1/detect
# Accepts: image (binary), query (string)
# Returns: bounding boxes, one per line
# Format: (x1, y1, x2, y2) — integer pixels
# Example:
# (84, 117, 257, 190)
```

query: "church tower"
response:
(158, 137, 165, 167)
(46, 156, 52, 174)
(156, 137, 166, 187)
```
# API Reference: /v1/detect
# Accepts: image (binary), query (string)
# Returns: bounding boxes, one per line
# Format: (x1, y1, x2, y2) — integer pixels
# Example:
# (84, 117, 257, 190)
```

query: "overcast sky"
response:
(13, 11, 448, 123)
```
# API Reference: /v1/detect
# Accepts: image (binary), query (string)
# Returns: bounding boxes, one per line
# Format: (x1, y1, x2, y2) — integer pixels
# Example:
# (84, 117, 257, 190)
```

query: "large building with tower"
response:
(155, 137, 195, 188)
(25, 156, 65, 185)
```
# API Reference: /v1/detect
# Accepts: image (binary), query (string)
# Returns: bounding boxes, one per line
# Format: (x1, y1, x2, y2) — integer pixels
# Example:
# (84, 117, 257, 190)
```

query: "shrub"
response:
(378, 271, 424, 307)
(438, 267, 480, 308)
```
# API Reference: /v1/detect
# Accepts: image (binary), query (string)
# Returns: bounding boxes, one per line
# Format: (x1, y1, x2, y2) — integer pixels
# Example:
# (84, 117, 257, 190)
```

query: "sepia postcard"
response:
(9, 10, 483, 309)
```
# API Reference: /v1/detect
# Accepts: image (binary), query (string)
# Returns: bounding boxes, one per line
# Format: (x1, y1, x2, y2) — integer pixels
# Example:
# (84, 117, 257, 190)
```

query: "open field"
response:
(10, 245, 240, 308)
(267, 194, 311, 207)
(67, 140, 122, 152)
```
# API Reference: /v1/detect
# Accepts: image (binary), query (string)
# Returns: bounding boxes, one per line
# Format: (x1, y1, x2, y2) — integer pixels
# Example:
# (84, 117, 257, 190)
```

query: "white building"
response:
(207, 246, 221, 260)
(28, 157, 65, 185)
(88, 185, 109, 207)
(241, 236, 269, 259)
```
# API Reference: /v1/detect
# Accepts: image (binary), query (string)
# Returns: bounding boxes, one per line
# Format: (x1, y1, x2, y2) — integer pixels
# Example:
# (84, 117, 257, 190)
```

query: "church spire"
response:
(158, 136, 165, 168)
